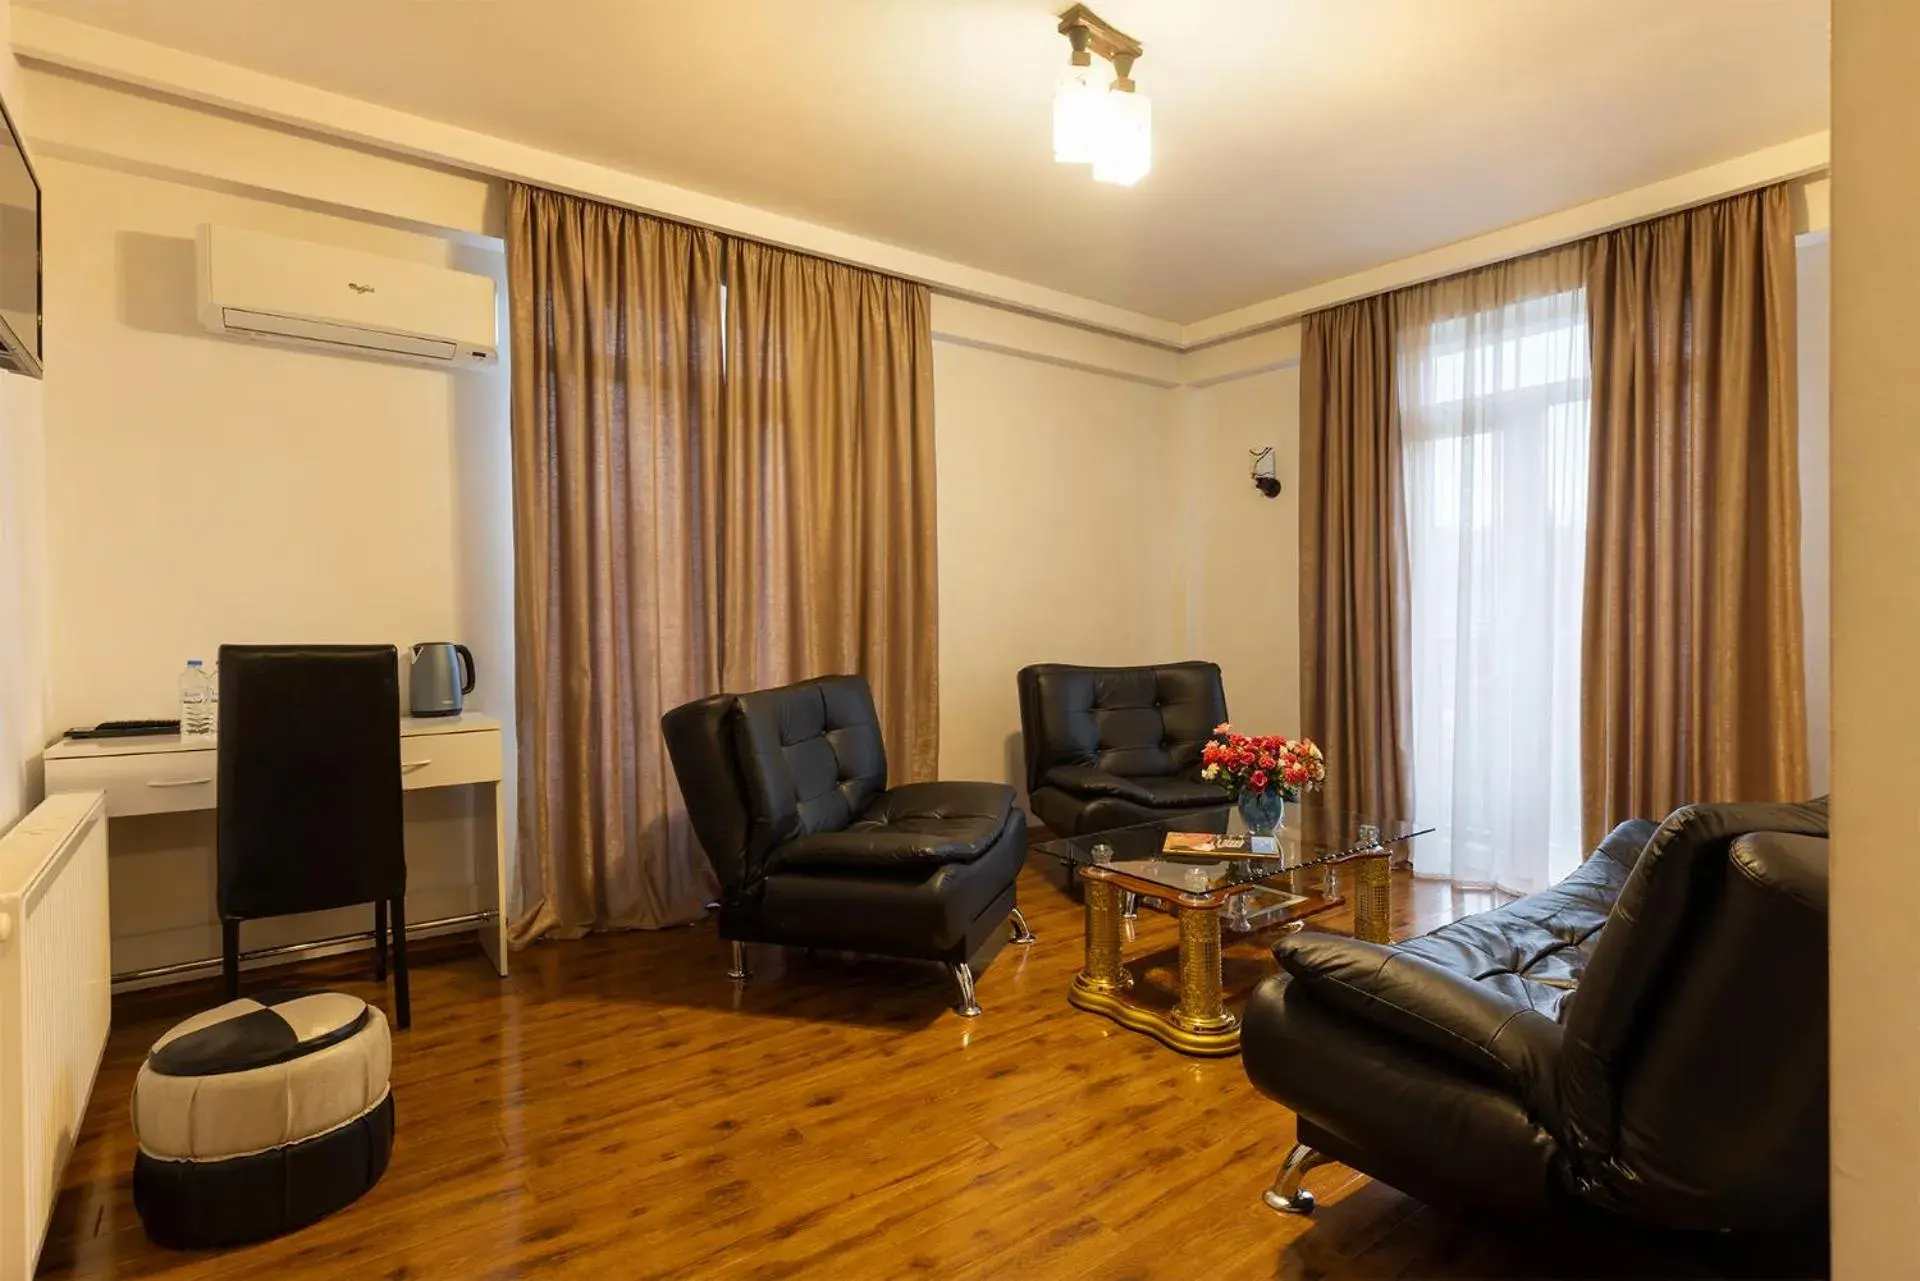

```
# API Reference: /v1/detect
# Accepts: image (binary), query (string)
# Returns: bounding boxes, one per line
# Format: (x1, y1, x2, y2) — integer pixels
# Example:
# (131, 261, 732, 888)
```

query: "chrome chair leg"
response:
(1007, 906, 1036, 944)
(949, 961, 983, 1017)
(726, 940, 750, 981)
(1120, 891, 1139, 920)
(1262, 1142, 1331, 1214)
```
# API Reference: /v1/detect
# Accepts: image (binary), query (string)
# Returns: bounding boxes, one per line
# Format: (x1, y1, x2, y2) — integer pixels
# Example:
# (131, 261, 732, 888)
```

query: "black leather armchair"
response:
(1017, 661, 1230, 836)
(1241, 798, 1829, 1236)
(662, 674, 1032, 1016)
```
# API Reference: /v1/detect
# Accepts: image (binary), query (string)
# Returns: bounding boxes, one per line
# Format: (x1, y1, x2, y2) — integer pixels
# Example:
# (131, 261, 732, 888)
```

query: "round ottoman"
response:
(131, 990, 394, 1249)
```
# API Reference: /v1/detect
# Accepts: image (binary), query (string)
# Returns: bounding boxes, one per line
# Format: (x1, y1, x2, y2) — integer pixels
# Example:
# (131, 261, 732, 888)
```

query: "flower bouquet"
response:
(1200, 723, 1326, 835)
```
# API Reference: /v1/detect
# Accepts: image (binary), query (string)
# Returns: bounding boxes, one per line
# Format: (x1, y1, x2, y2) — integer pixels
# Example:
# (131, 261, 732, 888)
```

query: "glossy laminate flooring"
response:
(38, 864, 1810, 1279)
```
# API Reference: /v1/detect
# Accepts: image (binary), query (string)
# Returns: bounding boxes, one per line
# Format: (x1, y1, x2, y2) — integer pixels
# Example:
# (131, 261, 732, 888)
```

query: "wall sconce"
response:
(1250, 446, 1280, 498)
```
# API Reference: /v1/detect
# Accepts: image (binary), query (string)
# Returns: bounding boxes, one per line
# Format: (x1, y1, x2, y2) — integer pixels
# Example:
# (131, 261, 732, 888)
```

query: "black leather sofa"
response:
(1017, 661, 1230, 836)
(662, 674, 1032, 1016)
(1242, 798, 1829, 1236)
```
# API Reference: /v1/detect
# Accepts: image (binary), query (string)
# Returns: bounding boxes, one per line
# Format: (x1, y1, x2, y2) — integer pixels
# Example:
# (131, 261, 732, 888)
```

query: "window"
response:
(1400, 282, 1590, 894)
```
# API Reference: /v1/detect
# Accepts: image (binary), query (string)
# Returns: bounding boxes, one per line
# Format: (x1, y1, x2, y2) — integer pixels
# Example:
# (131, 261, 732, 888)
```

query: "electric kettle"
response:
(408, 642, 475, 717)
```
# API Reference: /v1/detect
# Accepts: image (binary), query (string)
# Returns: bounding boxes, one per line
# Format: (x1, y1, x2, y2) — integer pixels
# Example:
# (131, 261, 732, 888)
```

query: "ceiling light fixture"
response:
(1053, 5, 1150, 187)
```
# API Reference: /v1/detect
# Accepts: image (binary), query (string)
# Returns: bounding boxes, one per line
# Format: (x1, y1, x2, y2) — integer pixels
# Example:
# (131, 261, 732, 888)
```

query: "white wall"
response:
(37, 155, 515, 967)
(0, 314, 43, 832)
(20, 65, 1829, 900)
(40, 157, 510, 727)
(28, 71, 1207, 876)
(932, 333, 1186, 787)
(1177, 368, 1303, 737)
(1168, 233, 1832, 791)
(25, 69, 1210, 876)
(929, 294, 1211, 798)
(0, 1, 48, 835)
(1831, 5, 1920, 1271)
(6, 34, 1838, 888)
(931, 333, 1307, 793)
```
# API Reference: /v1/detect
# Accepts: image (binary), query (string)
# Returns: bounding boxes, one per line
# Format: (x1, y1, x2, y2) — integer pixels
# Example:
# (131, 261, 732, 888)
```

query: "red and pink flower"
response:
(1198, 723, 1327, 801)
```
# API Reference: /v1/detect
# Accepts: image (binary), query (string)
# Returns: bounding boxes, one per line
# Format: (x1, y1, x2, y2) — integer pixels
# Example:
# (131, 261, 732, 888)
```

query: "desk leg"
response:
(476, 779, 510, 977)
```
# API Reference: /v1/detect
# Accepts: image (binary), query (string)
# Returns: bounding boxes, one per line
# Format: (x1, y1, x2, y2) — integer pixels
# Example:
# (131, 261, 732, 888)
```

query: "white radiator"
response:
(0, 791, 110, 1281)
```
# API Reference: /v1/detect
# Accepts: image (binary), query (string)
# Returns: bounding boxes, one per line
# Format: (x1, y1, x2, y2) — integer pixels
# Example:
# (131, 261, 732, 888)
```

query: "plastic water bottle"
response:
(179, 660, 214, 739)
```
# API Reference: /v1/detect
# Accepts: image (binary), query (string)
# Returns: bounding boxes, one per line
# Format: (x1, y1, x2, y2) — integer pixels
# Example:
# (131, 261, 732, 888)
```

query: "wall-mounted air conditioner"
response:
(194, 224, 498, 369)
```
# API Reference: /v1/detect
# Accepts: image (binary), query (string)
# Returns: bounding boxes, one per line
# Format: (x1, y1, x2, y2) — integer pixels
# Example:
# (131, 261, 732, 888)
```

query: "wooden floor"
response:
(39, 864, 1801, 1280)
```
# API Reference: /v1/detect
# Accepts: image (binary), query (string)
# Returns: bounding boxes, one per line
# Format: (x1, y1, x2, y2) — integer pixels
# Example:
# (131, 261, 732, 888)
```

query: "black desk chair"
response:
(217, 644, 410, 1028)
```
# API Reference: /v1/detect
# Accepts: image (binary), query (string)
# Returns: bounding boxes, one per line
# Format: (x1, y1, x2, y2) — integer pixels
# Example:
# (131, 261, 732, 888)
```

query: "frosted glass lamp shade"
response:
(1053, 64, 1103, 164)
(1092, 89, 1151, 186)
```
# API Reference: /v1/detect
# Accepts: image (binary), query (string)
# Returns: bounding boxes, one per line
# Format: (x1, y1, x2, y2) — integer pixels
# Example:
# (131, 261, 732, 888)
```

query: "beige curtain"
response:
(1582, 185, 1808, 844)
(507, 185, 724, 939)
(721, 241, 940, 783)
(507, 185, 941, 940)
(1299, 295, 1413, 821)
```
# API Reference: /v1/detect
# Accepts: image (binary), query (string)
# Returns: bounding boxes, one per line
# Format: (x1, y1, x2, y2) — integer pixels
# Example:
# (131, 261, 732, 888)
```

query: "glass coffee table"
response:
(1032, 804, 1430, 1056)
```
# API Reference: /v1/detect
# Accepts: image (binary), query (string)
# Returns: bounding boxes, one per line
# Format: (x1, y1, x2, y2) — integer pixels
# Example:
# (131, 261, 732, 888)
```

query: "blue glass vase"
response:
(1236, 788, 1286, 837)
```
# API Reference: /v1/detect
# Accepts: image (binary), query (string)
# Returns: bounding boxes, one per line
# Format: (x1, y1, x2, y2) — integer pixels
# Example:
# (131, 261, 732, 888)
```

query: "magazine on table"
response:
(1161, 831, 1284, 857)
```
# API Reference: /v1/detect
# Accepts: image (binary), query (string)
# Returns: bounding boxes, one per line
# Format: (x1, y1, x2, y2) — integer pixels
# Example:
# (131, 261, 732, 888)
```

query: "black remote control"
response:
(67, 719, 182, 739)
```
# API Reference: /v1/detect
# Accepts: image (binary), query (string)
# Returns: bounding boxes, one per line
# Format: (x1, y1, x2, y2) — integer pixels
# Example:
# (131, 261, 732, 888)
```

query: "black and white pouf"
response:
(132, 990, 394, 1250)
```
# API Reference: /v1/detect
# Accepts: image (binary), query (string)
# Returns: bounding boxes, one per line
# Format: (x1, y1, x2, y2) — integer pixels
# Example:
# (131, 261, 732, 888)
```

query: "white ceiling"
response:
(20, 0, 1830, 324)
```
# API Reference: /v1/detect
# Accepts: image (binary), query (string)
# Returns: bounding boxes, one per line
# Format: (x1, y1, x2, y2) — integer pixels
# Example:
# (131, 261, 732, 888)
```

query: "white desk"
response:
(44, 714, 509, 982)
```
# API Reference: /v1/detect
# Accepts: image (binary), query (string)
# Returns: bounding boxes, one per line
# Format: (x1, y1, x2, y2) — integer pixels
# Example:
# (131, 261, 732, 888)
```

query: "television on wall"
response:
(0, 93, 41, 379)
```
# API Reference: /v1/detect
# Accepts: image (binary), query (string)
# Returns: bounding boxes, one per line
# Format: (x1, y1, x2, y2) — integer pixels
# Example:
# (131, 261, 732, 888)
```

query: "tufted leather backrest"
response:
(661, 692, 755, 896)
(731, 676, 888, 859)
(662, 676, 891, 895)
(1558, 797, 1829, 1230)
(1017, 662, 1228, 792)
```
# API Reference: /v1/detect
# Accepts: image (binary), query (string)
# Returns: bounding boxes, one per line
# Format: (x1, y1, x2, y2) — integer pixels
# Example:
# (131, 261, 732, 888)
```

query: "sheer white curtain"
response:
(1397, 247, 1590, 894)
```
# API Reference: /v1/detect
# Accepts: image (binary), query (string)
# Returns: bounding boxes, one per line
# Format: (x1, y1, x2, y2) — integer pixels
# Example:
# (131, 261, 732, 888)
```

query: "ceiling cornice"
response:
(1180, 130, 1832, 349)
(11, 10, 1185, 347)
(13, 11, 1830, 360)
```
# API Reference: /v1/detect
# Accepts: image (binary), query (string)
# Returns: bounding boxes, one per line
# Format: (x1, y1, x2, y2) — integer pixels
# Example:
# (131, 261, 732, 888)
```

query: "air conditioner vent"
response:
(195, 224, 497, 369)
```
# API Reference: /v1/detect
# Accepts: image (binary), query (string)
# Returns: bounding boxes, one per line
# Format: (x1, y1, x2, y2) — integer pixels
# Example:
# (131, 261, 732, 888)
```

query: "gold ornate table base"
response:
(1350, 854, 1391, 945)
(1069, 853, 1393, 1056)
(1069, 880, 1244, 1054)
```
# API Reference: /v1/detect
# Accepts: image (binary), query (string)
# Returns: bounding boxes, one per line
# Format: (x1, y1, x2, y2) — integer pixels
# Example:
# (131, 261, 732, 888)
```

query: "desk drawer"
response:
(399, 729, 501, 791)
(50, 749, 219, 818)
